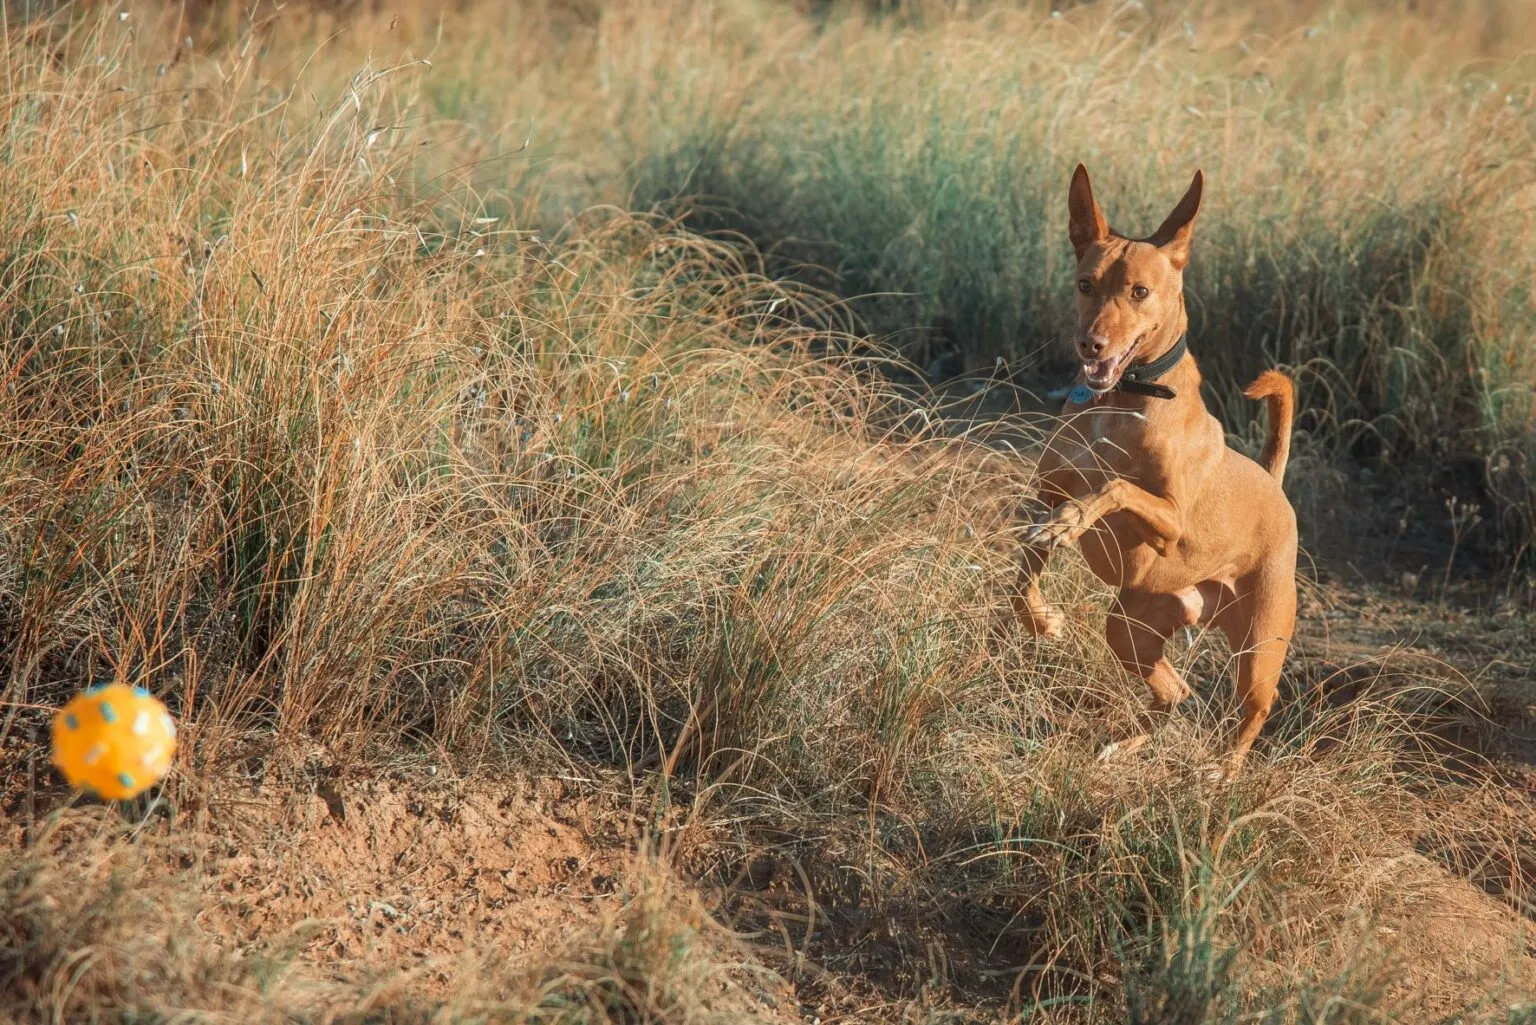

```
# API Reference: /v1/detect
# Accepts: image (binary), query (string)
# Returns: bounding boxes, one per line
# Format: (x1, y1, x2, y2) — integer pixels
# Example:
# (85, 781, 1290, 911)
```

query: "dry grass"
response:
(569, 0, 1536, 564)
(79, 0, 1536, 558)
(0, 2, 1531, 1023)
(0, 807, 783, 1023)
(1, 818, 287, 1022)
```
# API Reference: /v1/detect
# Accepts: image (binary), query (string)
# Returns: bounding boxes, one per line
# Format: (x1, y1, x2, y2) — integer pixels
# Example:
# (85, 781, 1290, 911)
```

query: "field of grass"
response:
(0, 1, 1533, 1022)
(585, 0, 1536, 566)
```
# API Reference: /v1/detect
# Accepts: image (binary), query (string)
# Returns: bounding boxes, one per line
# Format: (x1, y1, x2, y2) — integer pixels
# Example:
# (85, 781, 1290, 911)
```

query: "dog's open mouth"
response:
(1083, 338, 1141, 392)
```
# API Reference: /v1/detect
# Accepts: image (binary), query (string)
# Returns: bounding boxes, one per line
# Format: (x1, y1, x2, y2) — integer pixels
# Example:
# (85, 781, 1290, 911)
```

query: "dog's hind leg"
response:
(1098, 591, 1191, 761)
(1213, 573, 1296, 778)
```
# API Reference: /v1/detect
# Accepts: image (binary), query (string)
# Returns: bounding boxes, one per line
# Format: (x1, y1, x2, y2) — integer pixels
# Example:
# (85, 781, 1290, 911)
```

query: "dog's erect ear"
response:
(1068, 164, 1109, 261)
(1148, 170, 1203, 270)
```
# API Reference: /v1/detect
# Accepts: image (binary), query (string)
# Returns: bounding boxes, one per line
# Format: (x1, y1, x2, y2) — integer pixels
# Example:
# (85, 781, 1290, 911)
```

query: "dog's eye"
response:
(1131, 285, 1150, 300)
(1077, 279, 1092, 294)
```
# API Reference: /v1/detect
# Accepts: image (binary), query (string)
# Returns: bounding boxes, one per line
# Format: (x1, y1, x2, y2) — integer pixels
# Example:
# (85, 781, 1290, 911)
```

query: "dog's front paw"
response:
(1022, 604, 1065, 639)
(1201, 750, 1249, 783)
(1022, 504, 1089, 549)
(1097, 734, 1150, 762)
(989, 603, 1063, 648)
(1199, 762, 1232, 783)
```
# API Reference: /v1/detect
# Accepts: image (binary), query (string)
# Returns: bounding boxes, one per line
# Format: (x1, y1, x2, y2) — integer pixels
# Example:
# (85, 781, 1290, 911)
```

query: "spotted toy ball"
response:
(51, 683, 177, 800)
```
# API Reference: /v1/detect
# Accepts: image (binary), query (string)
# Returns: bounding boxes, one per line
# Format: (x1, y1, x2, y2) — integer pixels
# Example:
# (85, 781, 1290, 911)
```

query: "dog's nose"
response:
(1078, 333, 1108, 358)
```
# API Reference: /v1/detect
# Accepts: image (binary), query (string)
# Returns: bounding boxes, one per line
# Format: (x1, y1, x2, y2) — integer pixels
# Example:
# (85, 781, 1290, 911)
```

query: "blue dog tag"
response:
(1069, 384, 1094, 405)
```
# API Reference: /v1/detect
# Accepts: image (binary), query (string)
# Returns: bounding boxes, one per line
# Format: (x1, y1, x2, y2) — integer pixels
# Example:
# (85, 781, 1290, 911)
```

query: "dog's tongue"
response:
(1085, 358, 1111, 378)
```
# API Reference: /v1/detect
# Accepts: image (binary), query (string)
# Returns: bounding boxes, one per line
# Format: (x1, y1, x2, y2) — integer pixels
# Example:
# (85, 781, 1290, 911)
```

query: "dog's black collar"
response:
(1115, 334, 1187, 400)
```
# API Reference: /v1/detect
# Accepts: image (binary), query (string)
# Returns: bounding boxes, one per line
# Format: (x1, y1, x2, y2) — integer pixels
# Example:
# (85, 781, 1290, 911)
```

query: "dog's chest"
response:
(1059, 407, 1152, 476)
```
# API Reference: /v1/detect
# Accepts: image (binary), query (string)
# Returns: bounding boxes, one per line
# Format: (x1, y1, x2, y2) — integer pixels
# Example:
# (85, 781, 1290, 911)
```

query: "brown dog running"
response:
(1008, 164, 1298, 778)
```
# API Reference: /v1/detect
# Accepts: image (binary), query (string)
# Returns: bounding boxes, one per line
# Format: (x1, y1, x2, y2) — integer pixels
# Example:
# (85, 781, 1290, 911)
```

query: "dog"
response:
(1006, 164, 1298, 778)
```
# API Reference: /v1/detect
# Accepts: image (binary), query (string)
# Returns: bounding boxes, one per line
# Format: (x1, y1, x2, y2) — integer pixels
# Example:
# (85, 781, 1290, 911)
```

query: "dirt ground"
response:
(4, 559, 1531, 1022)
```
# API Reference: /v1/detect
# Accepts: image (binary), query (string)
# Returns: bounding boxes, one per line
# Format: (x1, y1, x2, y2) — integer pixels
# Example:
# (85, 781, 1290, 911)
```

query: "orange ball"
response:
(51, 684, 177, 800)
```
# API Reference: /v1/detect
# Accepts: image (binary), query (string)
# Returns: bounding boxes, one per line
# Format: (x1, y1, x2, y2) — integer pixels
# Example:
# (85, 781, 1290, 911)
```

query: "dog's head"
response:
(1067, 165, 1202, 393)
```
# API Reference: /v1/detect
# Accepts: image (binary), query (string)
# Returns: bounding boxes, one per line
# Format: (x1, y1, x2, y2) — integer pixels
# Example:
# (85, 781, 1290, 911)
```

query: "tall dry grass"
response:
(578, 0, 1536, 565)
(85, 0, 1536, 561)
(0, 3, 1530, 1023)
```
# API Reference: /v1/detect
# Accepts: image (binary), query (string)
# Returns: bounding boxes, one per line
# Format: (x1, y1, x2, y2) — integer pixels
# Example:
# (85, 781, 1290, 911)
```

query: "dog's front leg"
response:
(1021, 478, 1182, 554)
(1007, 540, 1064, 637)
(997, 463, 1074, 640)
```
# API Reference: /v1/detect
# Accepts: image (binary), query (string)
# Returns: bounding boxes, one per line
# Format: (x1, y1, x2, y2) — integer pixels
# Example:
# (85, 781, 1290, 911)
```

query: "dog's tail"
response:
(1243, 370, 1294, 481)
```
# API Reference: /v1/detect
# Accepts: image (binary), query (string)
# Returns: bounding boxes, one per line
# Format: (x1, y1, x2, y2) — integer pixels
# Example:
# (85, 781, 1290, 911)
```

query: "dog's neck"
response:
(1078, 302, 1198, 411)
(1097, 323, 1202, 412)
